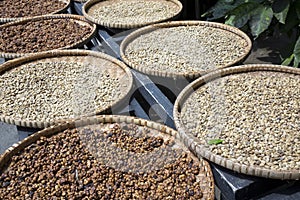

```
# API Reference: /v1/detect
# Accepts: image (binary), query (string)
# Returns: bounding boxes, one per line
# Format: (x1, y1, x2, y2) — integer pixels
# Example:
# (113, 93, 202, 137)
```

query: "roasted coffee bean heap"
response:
(0, 0, 67, 18)
(0, 18, 92, 53)
(0, 123, 204, 199)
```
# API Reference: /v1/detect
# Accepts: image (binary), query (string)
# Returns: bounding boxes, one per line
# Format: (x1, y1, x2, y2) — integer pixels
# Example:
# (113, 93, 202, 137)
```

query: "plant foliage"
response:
(203, 0, 300, 67)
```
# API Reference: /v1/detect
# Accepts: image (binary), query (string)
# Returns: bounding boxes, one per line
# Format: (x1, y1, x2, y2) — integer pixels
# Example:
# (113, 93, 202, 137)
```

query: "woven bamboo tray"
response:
(174, 64, 300, 180)
(0, 50, 133, 128)
(120, 21, 252, 79)
(0, 14, 96, 59)
(0, 115, 214, 199)
(0, 0, 70, 23)
(82, 0, 182, 29)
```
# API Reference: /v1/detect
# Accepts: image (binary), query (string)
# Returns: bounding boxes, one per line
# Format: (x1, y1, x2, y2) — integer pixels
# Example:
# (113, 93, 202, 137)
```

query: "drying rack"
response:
(0, 1, 299, 199)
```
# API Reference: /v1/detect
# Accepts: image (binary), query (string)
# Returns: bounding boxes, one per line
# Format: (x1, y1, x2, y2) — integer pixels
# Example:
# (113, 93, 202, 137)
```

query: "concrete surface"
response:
(0, 122, 19, 154)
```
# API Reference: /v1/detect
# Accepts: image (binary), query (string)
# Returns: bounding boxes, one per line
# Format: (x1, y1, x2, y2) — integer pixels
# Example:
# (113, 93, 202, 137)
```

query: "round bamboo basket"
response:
(120, 20, 252, 79)
(174, 64, 300, 180)
(83, 0, 182, 29)
(0, 0, 70, 23)
(0, 115, 214, 199)
(0, 50, 133, 128)
(0, 14, 97, 59)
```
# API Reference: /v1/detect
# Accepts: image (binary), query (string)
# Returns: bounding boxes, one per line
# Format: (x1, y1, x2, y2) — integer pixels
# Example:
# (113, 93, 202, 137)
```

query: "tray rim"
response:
(82, 0, 183, 29)
(0, 0, 71, 23)
(0, 50, 134, 128)
(0, 115, 215, 199)
(0, 14, 97, 59)
(173, 64, 300, 180)
(120, 20, 252, 79)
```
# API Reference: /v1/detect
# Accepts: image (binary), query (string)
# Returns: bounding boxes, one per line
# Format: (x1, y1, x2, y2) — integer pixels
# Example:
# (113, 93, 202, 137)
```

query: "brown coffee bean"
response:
(0, 123, 204, 199)
(0, 0, 67, 18)
(0, 18, 92, 54)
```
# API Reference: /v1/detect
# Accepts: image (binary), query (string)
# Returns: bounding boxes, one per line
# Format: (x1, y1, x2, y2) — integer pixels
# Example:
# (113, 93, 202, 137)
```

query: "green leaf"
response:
(282, 54, 294, 66)
(202, 0, 238, 20)
(225, 2, 259, 28)
(281, 4, 300, 33)
(295, 0, 300, 20)
(249, 5, 273, 38)
(208, 139, 223, 145)
(293, 36, 300, 67)
(272, 0, 290, 24)
(203, 0, 264, 20)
